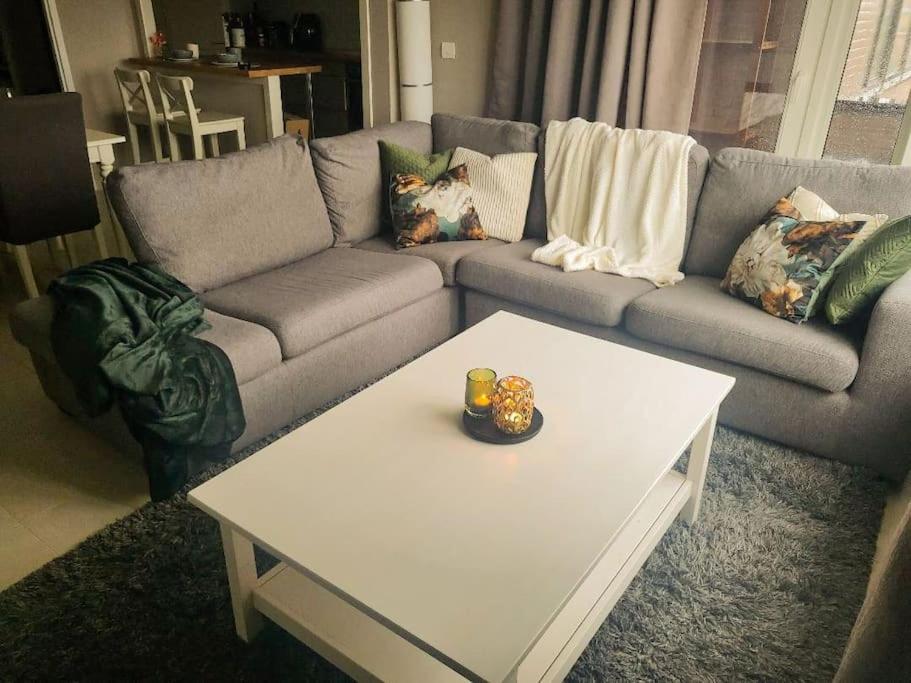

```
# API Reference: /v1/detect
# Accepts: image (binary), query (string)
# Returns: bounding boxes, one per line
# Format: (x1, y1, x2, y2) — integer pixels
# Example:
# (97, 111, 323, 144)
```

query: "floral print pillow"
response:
(390, 164, 487, 249)
(721, 198, 866, 323)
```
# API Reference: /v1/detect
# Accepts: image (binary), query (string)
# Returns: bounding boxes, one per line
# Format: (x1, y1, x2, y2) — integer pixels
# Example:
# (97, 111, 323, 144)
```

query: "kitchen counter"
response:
(128, 57, 322, 79)
(125, 56, 322, 144)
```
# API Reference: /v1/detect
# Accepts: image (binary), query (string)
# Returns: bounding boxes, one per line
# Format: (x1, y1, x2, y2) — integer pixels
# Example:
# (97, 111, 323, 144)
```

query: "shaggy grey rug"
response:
(0, 391, 887, 681)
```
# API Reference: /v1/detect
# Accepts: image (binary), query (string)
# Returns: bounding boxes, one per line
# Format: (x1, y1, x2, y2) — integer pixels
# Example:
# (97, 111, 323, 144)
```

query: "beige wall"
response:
(429, 0, 497, 118)
(56, 0, 143, 140)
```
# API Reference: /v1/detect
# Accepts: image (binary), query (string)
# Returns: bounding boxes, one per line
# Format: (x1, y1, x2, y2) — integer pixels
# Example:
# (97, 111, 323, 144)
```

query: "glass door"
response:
(689, 0, 911, 166)
(822, 0, 911, 163)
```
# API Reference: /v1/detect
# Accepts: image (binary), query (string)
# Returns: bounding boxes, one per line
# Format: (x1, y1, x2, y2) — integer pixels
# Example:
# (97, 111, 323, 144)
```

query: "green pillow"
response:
(826, 215, 911, 324)
(378, 140, 452, 225)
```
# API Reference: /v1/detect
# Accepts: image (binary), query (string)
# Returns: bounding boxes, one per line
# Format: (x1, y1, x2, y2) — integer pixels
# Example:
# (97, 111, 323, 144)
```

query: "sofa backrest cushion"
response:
(310, 121, 431, 245)
(431, 113, 545, 238)
(685, 147, 911, 278)
(109, 135, 332, 293)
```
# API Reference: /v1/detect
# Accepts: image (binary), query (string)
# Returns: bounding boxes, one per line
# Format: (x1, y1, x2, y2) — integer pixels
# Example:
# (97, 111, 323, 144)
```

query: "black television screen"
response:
(0, 0, 63, 96)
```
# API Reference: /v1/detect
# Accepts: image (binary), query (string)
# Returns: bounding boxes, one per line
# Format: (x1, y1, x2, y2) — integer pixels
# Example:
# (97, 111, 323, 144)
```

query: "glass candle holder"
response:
(492, 376, 534, 434)
(465, 368, 497, 418)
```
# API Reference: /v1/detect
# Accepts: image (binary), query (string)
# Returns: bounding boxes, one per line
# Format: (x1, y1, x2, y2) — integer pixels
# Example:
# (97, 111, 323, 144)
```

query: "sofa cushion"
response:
(431, 113, 547, 239)
(354, 234, 505, 286)
(686, 147, 911, 278)
(310, 121, 432, 246)
(626, 275, 860, 392)
(457, 239, 655, 327)
(9, 296, 281, 387)
(201, 248, 443, 359)
(197, 311, 282, 385)
(108, 135, 333, 293)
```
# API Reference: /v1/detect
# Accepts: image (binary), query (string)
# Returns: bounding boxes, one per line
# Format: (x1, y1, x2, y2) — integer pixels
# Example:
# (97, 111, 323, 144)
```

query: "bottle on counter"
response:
(221, 12, 231, 48)
(229, 13, 246, 48)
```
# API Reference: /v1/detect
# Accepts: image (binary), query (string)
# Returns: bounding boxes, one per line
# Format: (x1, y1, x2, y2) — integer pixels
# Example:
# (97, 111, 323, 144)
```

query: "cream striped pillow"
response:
(449, 147, 537, 243)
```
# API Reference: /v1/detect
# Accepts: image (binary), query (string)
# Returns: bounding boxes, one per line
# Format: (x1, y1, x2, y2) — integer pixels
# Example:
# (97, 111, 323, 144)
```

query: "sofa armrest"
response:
(9, 294, 55, 358)
(854, 269, 911, 399)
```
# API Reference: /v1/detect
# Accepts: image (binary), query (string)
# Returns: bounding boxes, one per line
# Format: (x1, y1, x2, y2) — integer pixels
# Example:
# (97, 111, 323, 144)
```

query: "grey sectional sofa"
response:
(10, 113, 911, 482)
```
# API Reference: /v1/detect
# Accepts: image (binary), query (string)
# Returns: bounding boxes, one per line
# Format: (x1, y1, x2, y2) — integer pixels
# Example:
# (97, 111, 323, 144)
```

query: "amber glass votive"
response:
(492, 376, 534, 434)
(465, 368, 497, 417)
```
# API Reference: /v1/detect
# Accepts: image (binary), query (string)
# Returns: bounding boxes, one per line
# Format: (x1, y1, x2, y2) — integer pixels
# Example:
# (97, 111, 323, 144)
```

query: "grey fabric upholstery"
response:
(233, 288, 459, 451)
(201, 248, 443, 359)
(354, 234, 505, 286)
(626, 276, 860, 392)
(686, 147, 911, 277)
(457, 239, 655, 327)
(310, 121, 432, 245)
(431, 113, 546, 239)
(682, 144, 710, 261)
(108, 135, 333, 293)
(9, 296, 281, 388)
(464, 289, 904, 480)
(197, 311, 282, 386)
(431, 113, 539, 154)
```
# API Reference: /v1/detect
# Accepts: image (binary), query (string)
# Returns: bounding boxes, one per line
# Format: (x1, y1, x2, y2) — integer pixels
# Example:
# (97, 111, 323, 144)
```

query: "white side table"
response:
(85, 128, 129, 257)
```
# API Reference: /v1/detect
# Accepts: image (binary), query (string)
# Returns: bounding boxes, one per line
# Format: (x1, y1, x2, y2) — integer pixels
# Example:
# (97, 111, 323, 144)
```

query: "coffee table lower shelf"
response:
(251, 470, 691, 683)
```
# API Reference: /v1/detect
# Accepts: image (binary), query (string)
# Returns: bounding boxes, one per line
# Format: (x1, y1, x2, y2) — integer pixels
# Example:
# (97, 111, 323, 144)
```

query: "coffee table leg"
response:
(680, 408, 718, 524)
(220, 523, 264, 642)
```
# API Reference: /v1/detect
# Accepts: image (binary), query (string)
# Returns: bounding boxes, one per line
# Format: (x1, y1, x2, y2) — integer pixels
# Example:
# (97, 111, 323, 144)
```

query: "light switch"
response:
(441, 42, 456, 60)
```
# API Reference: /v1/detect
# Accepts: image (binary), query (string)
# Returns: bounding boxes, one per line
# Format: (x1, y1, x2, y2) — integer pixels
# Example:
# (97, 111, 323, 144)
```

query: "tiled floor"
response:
(0, 241, 148, 590)
(0, 240, 908, 602)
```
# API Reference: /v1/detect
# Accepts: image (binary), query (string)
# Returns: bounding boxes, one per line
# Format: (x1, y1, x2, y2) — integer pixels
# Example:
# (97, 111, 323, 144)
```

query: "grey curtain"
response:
(835, 501, 911, 681)
(486, 0, 708, 134)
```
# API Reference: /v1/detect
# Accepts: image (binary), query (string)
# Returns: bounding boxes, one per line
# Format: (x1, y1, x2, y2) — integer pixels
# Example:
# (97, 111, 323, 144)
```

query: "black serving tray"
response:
(462, 408, 544, 445)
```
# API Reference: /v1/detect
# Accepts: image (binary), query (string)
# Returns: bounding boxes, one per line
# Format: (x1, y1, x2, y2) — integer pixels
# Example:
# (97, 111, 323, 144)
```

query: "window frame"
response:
(775, 0, 911, 164)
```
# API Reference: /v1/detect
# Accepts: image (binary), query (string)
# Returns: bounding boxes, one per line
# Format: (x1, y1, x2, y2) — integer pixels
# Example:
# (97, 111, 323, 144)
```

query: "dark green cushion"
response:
(379, 140, 452, 225)
(826, 215, 911, 324)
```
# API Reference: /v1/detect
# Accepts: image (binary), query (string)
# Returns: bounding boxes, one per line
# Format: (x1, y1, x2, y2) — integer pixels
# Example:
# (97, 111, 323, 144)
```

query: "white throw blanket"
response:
(532, 118, 695, 287)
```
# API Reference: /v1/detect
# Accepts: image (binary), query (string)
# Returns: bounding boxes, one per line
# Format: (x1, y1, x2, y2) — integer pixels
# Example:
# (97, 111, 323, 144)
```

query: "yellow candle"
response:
(492, 376, 534, 434)
(465, 368, 496, 417)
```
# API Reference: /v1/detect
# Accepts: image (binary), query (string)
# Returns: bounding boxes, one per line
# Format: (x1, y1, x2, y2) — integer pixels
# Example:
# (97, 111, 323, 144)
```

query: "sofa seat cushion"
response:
(201, 248, 443, 359)
(626, 276, 860, 392)
(355, 234, 505, 286)
(457, 239, 655, 327)
(197, 311, 282, 385)
(9, 296, 281, 387)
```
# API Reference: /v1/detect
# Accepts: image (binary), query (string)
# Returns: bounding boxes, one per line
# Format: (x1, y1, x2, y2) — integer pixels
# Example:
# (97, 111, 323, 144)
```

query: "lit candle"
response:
(465, 368, 496, 418)
(492, 376, 534, 434)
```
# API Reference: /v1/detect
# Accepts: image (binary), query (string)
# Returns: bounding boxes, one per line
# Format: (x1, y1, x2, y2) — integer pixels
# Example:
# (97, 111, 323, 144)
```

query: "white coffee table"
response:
(190, 312, 734, 682)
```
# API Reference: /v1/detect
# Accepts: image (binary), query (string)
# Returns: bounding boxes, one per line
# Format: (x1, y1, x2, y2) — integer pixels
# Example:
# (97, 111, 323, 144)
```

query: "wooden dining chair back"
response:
(155, 73, 246, 161)
(114, 67, 167, 164)
(0, 93, 106, 298)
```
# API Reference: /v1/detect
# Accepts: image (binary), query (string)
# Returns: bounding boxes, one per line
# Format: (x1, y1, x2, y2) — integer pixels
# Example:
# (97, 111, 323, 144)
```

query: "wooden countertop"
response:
(128, 57, 322, 79)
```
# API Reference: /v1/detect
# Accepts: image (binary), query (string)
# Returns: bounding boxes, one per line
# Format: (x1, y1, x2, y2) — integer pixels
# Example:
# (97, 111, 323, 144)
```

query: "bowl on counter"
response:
(214, 52, 240, 64)
(169, 48, 193, 60)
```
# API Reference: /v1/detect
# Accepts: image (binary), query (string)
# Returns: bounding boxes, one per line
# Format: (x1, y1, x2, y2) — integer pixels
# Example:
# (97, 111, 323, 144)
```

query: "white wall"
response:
(429, 0, 497, 118)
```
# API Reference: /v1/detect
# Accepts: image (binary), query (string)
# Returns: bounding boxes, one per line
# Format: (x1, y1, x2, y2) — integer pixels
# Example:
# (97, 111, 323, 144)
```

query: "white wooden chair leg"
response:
(151, 121, 166, 163)
(127, 122, 141, 165)
(13, 245, 39, 299)
(62, 234, 79, 269)
(0, 241, 11, 254)
(53, 236, 65, 250)
(206, 134, 220, 157)
(235, 124, 246, 151)
(191, 134, 205, 160)
(168, 129, 182, 161)
(92, 225, 109, 259)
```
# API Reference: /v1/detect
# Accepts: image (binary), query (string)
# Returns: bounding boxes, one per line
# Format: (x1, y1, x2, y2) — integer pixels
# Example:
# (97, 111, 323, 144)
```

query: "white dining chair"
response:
(155, 74, 246, 161)
(113, 67, 170, 164)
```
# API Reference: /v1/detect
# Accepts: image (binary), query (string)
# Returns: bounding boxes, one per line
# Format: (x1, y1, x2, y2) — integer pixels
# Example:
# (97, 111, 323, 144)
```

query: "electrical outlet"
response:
(441, 42, 456, 60)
